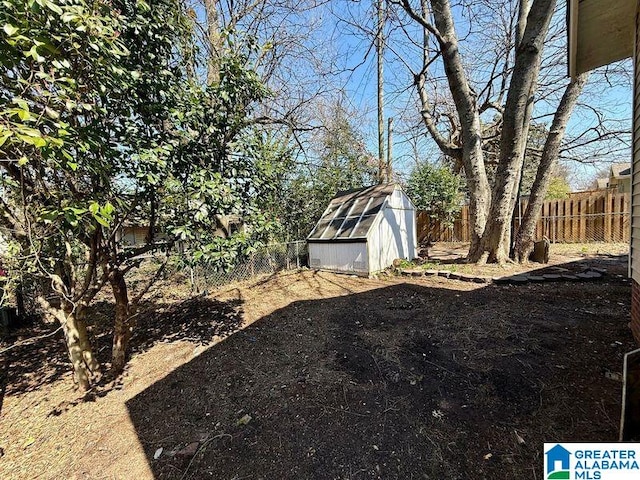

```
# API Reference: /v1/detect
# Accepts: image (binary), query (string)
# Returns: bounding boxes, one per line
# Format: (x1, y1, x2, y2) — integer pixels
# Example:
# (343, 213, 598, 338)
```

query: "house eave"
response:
(568, 0, 635, 78)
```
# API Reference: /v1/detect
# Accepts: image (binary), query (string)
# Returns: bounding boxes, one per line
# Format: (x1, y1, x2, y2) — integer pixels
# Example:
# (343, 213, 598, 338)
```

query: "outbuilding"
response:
(307, 184, 417, 275)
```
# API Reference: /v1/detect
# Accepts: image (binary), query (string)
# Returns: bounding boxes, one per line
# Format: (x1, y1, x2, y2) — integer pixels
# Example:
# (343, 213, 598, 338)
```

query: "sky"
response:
(190, 0, 633, 190)
(321, 0, 634, 189)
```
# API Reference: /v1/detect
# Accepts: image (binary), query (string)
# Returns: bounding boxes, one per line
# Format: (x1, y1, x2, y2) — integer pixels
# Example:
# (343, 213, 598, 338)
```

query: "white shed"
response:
(307, 184, 417, 275)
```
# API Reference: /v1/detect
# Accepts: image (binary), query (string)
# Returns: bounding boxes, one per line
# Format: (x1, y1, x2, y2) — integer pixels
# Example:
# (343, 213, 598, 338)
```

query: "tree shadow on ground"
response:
(127, 296, 244, 356)
(126, 256, 634, 480)
(0, 296, 244, 410)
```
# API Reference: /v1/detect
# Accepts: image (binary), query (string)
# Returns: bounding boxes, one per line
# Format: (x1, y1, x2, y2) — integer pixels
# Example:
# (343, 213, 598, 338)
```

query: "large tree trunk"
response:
(110, 269, 131, 375)
(40, 298, 99, 391)
(477, 0, 555, 263)
(514, 73, 589, 261)
(430, 0, 491, 262)
(408, 0, 562, 264)
(466, 152, 491, 262)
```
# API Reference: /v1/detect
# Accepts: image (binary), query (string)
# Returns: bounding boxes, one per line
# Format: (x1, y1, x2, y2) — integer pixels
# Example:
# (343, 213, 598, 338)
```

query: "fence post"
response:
(286, 243, 291, 270)
(296, 241, 300, 268)
(559, 200, 565, 243)
(625, 193, 631, 242)
(580, 198, 587, 241)
(605, 189, 611, 242)
(189, 266, 196, 293)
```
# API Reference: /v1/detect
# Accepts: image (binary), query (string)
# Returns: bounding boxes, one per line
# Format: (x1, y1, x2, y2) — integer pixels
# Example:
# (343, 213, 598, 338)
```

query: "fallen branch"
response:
(180, 433, 233, 480)
(0, 326, 63, 355)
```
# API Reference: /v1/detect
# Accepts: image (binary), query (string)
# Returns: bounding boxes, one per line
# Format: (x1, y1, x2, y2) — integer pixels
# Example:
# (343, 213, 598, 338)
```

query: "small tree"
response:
(0, 0, 152, 389)
(545, 176, 571, 200)
(406, 162, 462, 242)
(0, 0, 276, 388)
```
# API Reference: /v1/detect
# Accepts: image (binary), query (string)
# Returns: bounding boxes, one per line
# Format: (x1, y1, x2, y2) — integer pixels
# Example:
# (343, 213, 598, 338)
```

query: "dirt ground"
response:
(0, 245, 636, 479)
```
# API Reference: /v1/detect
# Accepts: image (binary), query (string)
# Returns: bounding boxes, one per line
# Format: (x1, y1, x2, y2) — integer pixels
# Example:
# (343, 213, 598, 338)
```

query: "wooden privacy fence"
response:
(417, 206, 471, 243)
(417, 190, 630, 244)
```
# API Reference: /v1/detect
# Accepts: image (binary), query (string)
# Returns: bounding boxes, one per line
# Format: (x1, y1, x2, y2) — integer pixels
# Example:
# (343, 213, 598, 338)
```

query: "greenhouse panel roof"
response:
(307, 184, 395, 241)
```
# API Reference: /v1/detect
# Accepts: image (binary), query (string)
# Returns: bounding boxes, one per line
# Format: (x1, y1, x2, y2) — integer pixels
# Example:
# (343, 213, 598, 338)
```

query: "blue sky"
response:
(324, 0, 633, 189)
(189, 0, 633, 189)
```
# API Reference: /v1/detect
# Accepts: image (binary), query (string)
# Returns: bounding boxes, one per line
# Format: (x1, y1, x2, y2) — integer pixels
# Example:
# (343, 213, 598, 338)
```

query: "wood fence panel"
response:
(580, 198, 587, 239)
(551, 200, 558, 242)
(416, 190, 630, 244)
(558, 199, 564, 241)
(625, 193, 632, 242)
(605, 191, 612, 242)
(571, 199, 578, 241)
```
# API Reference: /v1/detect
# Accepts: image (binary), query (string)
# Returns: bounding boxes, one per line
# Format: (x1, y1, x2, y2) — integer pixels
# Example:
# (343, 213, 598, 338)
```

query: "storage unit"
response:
(307, 184, 417, 275)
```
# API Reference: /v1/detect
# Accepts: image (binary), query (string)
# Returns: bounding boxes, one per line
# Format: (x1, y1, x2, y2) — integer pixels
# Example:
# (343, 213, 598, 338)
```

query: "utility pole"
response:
(376, 0, 385, 184)
(386, 117, 393, 183)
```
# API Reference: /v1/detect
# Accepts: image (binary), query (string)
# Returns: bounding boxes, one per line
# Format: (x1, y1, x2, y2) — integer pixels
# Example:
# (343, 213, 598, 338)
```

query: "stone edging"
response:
(396, 268, 607, 285)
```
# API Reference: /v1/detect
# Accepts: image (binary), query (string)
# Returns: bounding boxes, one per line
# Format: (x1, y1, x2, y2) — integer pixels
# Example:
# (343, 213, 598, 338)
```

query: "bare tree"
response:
(388, 0, 607, 263)
(514, 73, 589, 261)
(193, 0, 342, 143)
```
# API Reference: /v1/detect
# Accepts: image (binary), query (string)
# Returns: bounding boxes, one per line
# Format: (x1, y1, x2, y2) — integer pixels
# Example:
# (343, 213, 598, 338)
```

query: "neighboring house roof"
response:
(307, 184, 397, 241)
(611, 163, 631, 179)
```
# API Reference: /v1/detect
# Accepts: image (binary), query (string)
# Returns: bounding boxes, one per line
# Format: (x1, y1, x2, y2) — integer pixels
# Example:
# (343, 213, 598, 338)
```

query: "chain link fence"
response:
(190, 240, 308, 291)
(3, 241, 309, 320)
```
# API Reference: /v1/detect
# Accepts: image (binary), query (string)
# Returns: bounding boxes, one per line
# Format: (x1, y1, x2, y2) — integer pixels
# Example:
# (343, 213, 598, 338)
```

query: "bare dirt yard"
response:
(0, 245, 635, 479)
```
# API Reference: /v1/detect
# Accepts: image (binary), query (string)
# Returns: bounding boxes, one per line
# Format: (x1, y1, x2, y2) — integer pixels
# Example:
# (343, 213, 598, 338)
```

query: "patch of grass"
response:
(416, 262, 475, 274)
(396, 259, 414, 269)
(419, 261, 441, 270)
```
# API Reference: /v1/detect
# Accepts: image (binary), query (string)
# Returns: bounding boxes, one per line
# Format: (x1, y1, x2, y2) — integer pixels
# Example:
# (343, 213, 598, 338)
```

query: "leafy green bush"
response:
(406, 162, 463, 228)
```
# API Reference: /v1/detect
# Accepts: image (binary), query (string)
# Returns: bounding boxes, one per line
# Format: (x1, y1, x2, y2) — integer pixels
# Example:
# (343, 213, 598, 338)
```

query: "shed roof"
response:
(307, 184, 397, 241)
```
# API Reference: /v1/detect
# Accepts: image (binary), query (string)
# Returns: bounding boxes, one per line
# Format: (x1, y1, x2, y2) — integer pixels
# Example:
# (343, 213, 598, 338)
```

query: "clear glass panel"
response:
(336, 217, 360, 238)
(308, 219, 331, 239)
(352, 214, 377, 237)
(363, 196, 385, 216)
(323, 219, 346, 238)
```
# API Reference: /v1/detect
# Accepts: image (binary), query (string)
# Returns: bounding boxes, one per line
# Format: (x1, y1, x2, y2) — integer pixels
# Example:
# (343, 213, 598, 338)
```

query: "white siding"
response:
(367, 192, 417, 273)
(308, 241, 369, 275)
(633, 4, 640, 283)
(367, 214, 388, 273)
(571, 0, 635, 75)
(388, 186, 415, 210)
(307, 185, 417, 275)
